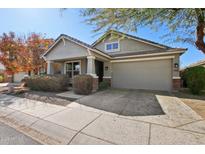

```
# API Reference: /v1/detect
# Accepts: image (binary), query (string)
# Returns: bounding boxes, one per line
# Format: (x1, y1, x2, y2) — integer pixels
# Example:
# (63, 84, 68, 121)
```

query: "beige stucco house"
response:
(42, 30, 186, 91)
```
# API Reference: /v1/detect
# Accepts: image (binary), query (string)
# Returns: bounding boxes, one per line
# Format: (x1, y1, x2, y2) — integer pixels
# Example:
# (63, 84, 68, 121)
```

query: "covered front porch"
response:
(42, 34, 112, 91)
(46, 55, 111, 91)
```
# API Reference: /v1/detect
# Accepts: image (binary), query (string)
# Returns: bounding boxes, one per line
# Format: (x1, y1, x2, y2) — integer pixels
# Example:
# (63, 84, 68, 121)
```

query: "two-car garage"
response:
(111, 59, 172, 91)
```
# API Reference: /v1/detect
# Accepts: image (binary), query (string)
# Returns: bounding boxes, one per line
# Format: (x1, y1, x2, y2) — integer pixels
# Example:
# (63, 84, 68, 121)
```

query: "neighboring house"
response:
(180, 59, 205, 88)
(181, 59, 205, 70)
(0, 62, 5, 71)
(42, 30, 186, 91)
(0, 62, 46, 83)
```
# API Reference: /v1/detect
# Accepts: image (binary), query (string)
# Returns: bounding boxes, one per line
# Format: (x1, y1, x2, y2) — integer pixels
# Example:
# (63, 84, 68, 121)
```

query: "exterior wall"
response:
(92, 77, 99, 92)
(81, 59, 87, 74)
(103, 61, 112, 77)
(172, 54, 180, 77)
(172, 78, 181, 90)
(45, 39, 88, 61)
(103, 77, 111, 87)
(94, 35, 160, 55)
(111, 59, 172, 91)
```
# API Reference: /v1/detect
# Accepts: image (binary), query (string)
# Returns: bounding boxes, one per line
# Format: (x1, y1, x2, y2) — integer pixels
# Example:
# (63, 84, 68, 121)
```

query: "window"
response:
(105, 42, 119, 52)
(65, 61, 80, 78)
(106, 44, 112, 50)
(113, 43, 118, 49)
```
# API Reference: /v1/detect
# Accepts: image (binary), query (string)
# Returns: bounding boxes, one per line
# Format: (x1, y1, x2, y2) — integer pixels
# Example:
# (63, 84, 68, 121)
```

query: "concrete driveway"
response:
(0, 89, 205, 144)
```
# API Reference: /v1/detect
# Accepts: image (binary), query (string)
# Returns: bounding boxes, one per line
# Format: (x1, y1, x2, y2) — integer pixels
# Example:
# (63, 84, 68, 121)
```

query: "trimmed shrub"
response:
(24, 75, 69, 92)
(184, 66, 205, 94)
(0, 75, 4, 83)
(99, 81, 110, 90)
(73, 75, 93, 95)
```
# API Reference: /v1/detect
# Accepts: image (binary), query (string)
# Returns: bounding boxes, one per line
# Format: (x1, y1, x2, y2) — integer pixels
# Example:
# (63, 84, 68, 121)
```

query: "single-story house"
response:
(42, 30, 186, 91)
(181, 59, 205, 71)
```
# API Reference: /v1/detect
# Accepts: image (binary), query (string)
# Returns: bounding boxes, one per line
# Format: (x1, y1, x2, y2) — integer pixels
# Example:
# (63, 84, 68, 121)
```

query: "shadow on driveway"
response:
(76, 89, 166, 116)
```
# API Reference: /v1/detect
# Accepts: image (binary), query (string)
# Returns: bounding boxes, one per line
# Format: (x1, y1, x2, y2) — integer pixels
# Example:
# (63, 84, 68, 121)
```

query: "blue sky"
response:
(0, 8, 204, 68)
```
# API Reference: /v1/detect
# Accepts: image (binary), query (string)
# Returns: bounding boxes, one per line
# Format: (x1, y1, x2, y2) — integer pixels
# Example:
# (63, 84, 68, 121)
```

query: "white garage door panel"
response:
(14, 72, 27, 83)
(112, 59, 172, 91)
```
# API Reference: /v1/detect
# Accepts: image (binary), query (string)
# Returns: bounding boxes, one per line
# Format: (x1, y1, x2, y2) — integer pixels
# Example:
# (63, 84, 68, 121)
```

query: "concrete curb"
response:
(0, 116, 62, 145)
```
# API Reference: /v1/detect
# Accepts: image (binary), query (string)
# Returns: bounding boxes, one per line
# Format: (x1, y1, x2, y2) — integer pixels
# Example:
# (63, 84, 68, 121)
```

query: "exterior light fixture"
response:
(105, 66, 109, 71)
(174, 63, 179, 68)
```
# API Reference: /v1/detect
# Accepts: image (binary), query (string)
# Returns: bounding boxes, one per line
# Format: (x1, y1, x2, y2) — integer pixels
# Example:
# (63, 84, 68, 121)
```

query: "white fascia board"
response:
(113, 50, 185, 59)
(111, 56, 175, 63)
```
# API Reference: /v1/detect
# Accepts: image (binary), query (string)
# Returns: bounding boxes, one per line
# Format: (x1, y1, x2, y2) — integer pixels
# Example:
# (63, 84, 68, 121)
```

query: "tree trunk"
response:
(195, 21, 205, 54)
(195, 9, 205, 54)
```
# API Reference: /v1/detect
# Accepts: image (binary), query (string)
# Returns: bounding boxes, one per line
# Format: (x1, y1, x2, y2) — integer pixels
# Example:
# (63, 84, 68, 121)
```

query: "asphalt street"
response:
(0, 122, 40, 145)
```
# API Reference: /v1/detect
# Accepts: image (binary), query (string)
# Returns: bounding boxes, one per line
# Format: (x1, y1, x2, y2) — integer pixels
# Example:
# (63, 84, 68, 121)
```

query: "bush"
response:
(24, 75, 69, 92)
(99, 81, 110, 90)
(184, 66, 205, 94)
(0, 75, 4, 83)
(73, 75, 93, 95)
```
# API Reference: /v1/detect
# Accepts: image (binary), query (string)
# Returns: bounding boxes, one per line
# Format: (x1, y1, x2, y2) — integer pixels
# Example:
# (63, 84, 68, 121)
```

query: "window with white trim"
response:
(105, 42, 119, 52)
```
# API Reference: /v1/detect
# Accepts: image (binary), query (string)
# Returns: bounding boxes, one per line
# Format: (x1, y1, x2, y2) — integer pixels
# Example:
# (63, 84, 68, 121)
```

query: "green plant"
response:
(81, 8, 205, 54)
(0, 75, 4, 83)
(184, 66, 205, 94)
(99, 81, 110, 90)
(24, 75, 69, 92)
(73, 75, 93, 95)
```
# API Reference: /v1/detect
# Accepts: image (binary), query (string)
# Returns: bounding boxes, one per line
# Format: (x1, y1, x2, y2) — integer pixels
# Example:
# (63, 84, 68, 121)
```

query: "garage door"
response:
(112, 59, 172, 91)
(14, 72, 27, 83)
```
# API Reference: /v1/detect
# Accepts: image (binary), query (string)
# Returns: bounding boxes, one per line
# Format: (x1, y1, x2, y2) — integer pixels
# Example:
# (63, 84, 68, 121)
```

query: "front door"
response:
(95, 60, 104, 82)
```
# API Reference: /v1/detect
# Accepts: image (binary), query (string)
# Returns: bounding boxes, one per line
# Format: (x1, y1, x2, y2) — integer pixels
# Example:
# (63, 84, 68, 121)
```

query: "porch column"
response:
(87, 56, 97, 77)
(87, 55, 98, 92)
(46, 60, 53, 75)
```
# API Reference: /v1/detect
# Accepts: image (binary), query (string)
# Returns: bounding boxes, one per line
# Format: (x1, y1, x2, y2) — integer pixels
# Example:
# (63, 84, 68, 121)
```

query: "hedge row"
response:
(182, 66, 205, 94)
(24, 75, 70, 92)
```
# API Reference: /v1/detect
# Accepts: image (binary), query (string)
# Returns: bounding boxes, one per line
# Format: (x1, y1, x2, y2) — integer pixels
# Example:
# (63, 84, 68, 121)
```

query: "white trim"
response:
(103, 76, 112, 79)
(104, 41, 120, 52)
(111, 56, 175, 63)
(173, 77, 181, 79)
(42, 37, 62, 59)
(87, 55, 96, 59)
(113, 50, 185, 59)
(64, 60, 81, 77)
(90, 48, 111, 59)
(87, 49, 92, 56)
(42, 35, 111, 59)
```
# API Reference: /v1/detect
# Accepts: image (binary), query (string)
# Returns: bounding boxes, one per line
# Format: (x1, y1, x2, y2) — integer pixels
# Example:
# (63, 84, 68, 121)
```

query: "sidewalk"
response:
(1, 93, 205, 144)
